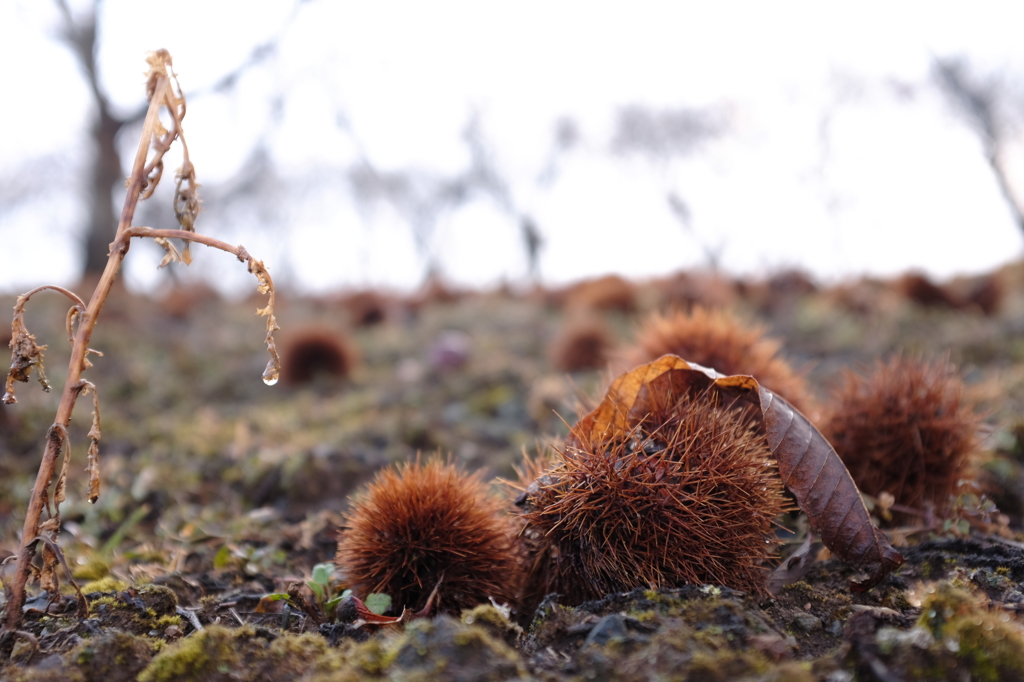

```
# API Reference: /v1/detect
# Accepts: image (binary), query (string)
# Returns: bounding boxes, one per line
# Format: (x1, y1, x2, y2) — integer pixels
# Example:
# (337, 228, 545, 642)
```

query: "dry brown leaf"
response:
(83, 381, 102, 503)
(567, 354, 905, 591)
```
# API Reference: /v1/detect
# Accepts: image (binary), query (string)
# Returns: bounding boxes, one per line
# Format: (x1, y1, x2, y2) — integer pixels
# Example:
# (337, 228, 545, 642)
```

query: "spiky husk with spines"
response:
(620, 306, 814, 417)
(280, 326, 358, 386)
(337, 458, 522, 615)
(514, 389, 790, 606)
(549, 315, 614, 372)
(823, 356, 981, 518)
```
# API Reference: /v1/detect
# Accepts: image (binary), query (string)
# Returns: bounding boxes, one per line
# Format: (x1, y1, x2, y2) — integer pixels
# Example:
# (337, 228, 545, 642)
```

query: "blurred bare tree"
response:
(14, 0, 304, 277)
(6, 2, 732, 288)
(343, 110, 534, 278)
(612, 104, 729, 268)
(933, 57, 1024, 236)
(612, 104, 726, 161)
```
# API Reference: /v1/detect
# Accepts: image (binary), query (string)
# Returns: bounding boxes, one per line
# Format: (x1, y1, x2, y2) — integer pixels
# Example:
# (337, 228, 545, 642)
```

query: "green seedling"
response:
(306, 562, 350, 618)
(262, 562, 390, 622)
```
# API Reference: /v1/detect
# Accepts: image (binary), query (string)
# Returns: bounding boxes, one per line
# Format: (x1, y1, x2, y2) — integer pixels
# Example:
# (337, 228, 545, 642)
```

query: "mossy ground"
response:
(3, 266, 1024, 680)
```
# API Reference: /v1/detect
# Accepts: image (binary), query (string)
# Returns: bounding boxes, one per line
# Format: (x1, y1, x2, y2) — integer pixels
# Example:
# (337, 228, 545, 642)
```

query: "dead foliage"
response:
(1, 50, 279, 632)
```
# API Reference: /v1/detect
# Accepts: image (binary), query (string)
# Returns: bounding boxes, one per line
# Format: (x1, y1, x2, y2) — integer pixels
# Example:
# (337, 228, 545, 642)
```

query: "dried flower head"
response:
(280, 327, 358, 386)
(620, 307, 813, 416)
(515, 388, 789, 606)
(823, 357, 981, 518)
(337, 458, 522, 614)
(549, 315, 614, 372)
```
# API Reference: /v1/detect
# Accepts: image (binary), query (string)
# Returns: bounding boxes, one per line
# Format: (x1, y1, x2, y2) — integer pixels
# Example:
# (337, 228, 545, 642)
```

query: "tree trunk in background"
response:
(83, 107, 124, 275)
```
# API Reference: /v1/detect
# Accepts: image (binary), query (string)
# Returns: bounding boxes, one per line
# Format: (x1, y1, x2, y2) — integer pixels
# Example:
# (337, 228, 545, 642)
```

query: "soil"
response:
(3, 266, 1024, 681)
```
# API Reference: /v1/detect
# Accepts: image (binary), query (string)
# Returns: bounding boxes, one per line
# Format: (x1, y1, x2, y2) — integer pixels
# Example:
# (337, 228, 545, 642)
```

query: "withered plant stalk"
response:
(2, 50, 280, 632)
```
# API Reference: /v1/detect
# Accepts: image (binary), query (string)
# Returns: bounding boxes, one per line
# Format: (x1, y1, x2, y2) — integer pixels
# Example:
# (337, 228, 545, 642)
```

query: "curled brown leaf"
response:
(81, 380, 102, 504)
(4, 298, 51, 404)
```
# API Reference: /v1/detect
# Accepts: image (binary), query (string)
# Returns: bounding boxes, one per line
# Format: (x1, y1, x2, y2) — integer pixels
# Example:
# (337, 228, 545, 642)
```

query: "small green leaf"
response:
(213, 545, 232, 570)
(365, 592, 391, 615)
(306, 580, 325, 602)
(262, 593, 289, 601)
(324, 595, 345, 617)
(340, 589, 352, 600)
(312, 562, 333, 587)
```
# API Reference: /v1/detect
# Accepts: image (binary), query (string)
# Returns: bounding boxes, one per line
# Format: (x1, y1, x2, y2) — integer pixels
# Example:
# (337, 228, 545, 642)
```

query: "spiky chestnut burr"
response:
(823, 356, 981, 518)
(549, 315, 614, 372)
(620, 307, 814, 417)
(280, 326, 358, 386)
(515, 388, 790, 606)
(337, 458, 522, 615)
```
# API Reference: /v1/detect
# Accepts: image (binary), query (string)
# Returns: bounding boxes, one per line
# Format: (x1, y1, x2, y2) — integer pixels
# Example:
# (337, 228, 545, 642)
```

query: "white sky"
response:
(2, 0, 1024, 294)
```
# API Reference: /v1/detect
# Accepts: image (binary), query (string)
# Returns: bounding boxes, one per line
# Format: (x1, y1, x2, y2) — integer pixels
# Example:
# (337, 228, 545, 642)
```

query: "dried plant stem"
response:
(4, 54, 278, 631)
(3, 76, 166, 633)
(18, 286, 87, 312)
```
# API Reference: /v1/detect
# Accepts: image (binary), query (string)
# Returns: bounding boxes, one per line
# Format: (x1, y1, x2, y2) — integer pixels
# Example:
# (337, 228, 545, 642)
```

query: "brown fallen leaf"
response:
(566, 354, 904, 592)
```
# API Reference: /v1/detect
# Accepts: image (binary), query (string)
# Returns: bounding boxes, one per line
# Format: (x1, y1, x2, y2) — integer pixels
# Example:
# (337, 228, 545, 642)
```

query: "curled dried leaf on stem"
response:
(80, 380, 102, 504)
(29, 535, 88, 619)
(4, 287, 86, 404)
(140, 48, 199, 266)
(245, 252, 281, 385)
(118, 228, 281, 385)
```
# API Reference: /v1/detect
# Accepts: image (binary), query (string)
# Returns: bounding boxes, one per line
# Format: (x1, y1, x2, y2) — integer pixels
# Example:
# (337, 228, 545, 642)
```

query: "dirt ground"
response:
(2, 265, 1024, 681)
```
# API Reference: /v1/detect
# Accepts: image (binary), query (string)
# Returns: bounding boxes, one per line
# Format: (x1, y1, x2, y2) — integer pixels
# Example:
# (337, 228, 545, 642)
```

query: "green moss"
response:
(762, 661, 816, 682)
(2, 631, 154, 682)
(389, 615, 527, 681)
(138, 626, 347, 682)
(73, 631, 155, 682)
(138, 625, 235, 682)
(688, 649, 770, 680)
(73, 556, 112, 582)
(81, 577, 129, 594)
(343, 637, 396, 676)
(947, 615, 1024, 682)
(460, 604, 523, 645)
(152, 615, 184, 629)
(89, 596, 122, 609)
(913, 582, 1024, 682)
(782, 580, 815, 601)
(85, 585, 180, 634)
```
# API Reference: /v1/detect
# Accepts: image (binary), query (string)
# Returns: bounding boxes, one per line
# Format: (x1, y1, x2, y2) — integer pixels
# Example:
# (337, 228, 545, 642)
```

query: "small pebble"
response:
(792, 612, 823, 632)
